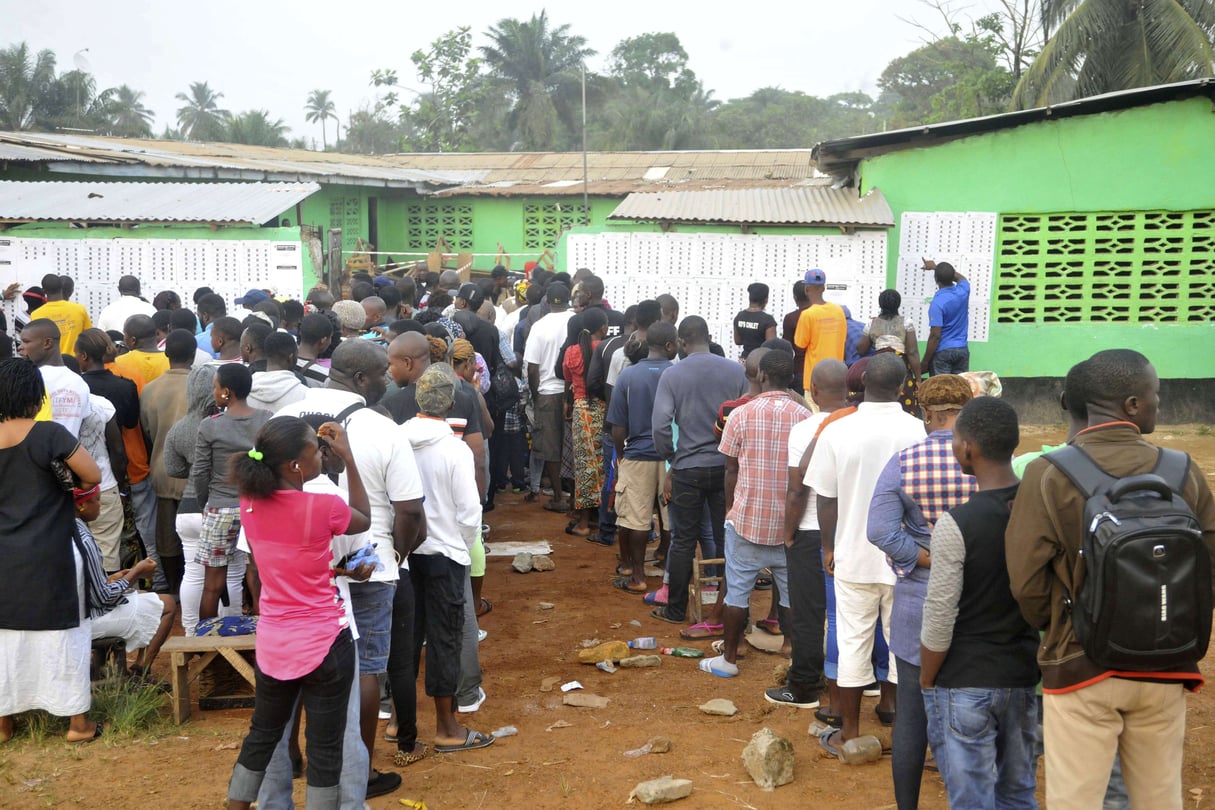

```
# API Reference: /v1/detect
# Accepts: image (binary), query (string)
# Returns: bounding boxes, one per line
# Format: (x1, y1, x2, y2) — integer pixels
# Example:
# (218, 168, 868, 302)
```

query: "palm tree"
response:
(480, 10, 595, 149)
(1013, 0, 1215, 108)
(102, 85, 154, 138)
(304, 89, 337, 149)
(0, 42, 58, 130)
(225, 110, 290, 147)
(175, 81, 229, 141)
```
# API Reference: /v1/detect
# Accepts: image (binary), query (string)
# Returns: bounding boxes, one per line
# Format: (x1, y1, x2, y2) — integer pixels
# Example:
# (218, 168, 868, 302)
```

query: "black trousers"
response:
(785, 529, 826, 698)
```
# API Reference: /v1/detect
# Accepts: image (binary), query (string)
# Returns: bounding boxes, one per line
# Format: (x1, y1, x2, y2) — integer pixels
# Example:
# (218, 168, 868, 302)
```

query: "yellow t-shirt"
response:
(29, 300, 93, 355)
(36, 394, 52, 421)
(114, 349, 169, 386)
(794, 301, 847, 386)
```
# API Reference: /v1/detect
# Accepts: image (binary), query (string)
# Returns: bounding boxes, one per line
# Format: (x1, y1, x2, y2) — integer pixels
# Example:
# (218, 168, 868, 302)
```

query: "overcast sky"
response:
(7, 0, 1008, 145)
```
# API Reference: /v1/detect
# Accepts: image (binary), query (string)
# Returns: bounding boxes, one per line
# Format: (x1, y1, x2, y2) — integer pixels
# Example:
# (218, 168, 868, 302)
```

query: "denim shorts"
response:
(722, 520, 789, 610)
(348, 581, 395, 675)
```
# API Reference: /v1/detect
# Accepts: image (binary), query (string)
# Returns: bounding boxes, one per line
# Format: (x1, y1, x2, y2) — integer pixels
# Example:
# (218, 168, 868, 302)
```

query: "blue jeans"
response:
(664, 466, 726, 621)
(598, 439, 618, 545)
(923, 685, 1039, 810)
(931, 347, 970, 375)
(129, 479, 167, 591)
(348, 581, 394, 675)
(255, 654, 368, 810)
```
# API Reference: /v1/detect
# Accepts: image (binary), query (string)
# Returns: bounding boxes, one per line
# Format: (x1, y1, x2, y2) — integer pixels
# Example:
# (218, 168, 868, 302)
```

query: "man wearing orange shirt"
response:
(116, 315, 170, 385)
(793, 269, 846, 397)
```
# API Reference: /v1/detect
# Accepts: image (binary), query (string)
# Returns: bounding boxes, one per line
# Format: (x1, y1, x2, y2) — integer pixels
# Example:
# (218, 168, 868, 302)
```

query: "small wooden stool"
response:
(162, 634, 257, 724)
(90, 636, 127, 679)
(689, 550, 725, 623)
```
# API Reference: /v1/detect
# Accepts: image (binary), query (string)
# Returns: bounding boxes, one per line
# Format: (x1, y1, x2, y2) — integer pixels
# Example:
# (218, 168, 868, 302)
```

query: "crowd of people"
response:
(0, 257, 1211, 810)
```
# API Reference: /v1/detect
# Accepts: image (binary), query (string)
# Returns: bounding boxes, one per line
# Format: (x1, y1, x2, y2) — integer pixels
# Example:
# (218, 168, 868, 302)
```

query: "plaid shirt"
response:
(899, 430, 976, 528)
(719, 391, 812, 545)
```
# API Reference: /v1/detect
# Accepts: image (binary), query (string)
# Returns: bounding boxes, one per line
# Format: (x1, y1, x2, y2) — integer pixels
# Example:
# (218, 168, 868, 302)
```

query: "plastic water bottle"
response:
(839, 735, 883, 765)
(629, 636, 657, 650)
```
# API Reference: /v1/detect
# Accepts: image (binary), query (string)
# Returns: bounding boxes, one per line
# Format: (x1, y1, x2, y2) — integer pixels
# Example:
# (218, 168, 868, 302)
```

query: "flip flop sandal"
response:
(611, 576, 647, 594)
(697, 656, 738, 678)
(680, 621, 724, 640)
(475, 598, 493, 618)
(710, 639, 746, 658)
(876, 707, 897, 727)
(815, 708, 843, 727)
(649, 606, 683, 624)
(819, 729, 844, 760)
(755, 618, 782, 635)
(643, 586, 669, 606)
(435, 729, 496, 753)
(66, 725, 103, 744)
(393, 743, 431, 767)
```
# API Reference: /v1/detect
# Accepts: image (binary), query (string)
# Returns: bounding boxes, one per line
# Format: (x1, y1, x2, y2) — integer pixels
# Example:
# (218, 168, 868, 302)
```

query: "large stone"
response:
(531, 554, 556, 572)
(698, 698, 738, 717)
(630, 776, 693, 804)
(646, 735, 673, 754)
(578, 640, 630, 664)
(742, 727, 795, 791)
(511, 552, 534, 573)
(619, 655, 662, 668)
(562, 692, 610, 709)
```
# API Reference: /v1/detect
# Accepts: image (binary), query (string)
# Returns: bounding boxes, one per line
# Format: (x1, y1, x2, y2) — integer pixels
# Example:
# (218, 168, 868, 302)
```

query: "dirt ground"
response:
(3, 425, 1215, 809)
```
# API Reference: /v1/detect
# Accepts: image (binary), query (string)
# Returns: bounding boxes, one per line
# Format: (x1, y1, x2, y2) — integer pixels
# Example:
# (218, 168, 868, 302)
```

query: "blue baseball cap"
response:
(804, 269, 826, 285)
(235, 288, 270, 307)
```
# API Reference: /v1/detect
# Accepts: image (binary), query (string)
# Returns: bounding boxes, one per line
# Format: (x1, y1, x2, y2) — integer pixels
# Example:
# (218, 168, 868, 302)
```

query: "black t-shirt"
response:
(381, 378, 484, 439)
(733, 309, 777, 359)
(0, 421, 81, 630)
(453, 310, 500, 372)
(557, 304, 625, 381)
(82, 369, 140, 430)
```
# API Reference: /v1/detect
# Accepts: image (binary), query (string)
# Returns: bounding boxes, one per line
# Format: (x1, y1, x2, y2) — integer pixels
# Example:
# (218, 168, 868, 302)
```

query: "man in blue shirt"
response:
(605, 322, 677, 593)
(921, 260, 970, 376)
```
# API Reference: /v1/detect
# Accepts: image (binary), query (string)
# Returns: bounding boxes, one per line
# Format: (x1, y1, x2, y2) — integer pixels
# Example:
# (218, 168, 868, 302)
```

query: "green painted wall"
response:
(857, 96, 1215, 378)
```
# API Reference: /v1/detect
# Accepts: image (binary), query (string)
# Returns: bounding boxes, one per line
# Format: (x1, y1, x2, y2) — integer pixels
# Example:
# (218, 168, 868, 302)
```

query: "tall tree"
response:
(225, 110, 289, 147)
(175, 81, 229, 141)
(876, 30, 1014, 126)
(102, 85, 154, 138)
(304, 89, 337, 149)
(1013, 0, 1215, 108)
(0, 43, 57, 130)
(480, 10, 595, 149)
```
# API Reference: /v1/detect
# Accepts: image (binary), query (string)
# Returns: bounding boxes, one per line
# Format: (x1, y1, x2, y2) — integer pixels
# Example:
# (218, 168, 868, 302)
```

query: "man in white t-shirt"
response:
(276, 339, 423, 801)
(766, 359, 849, 710)
(19, 319, 91, 436)
(522, 282, 574, 512)
(97, 275, 156, 335)
(804, 353, 925, 754)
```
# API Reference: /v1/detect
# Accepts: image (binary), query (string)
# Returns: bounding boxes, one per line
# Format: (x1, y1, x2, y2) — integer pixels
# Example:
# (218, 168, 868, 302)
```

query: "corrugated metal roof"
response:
(813, 78, 1215, 178)
(0, 132, 818, 194)
(0, 180, 320, 224)
(606, 186, 893, 228)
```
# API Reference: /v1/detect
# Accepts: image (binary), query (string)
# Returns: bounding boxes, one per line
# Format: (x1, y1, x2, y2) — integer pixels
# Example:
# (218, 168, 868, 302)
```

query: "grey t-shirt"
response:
(191, 410, 273, 509)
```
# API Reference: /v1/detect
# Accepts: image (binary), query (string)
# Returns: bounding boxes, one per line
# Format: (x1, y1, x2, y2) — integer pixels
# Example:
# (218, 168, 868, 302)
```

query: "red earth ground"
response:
(2, 424, 1214, 809)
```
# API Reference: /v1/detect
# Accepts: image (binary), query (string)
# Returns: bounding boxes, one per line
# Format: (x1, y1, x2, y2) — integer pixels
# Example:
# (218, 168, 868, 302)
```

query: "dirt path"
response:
(4, 426, 1215, 809)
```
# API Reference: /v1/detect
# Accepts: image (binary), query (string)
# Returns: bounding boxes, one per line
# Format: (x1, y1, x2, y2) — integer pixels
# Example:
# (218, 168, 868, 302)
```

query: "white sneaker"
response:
(377, 710, 392, 720)
(457, 687, 486, 713)
(477, 629, 488, 643)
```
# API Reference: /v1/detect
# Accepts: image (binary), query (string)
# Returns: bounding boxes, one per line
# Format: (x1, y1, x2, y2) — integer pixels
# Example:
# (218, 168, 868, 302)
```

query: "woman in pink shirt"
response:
(225, 417, 370, 810)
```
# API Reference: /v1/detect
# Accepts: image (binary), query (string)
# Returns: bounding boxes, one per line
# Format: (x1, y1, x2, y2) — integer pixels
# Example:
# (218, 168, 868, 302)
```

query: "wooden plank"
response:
(170, 650, 191, 724)
(162, 634, 257, 653)
(217, 647, 257, 686)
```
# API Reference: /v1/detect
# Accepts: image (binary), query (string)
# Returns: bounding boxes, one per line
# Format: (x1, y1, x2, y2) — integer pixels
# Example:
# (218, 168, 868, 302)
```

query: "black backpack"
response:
(1047, 446, 1211, 671)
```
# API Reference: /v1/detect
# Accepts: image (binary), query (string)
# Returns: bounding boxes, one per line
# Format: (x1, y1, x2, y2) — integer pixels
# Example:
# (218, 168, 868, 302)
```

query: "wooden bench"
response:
(162, 634, 257, 724)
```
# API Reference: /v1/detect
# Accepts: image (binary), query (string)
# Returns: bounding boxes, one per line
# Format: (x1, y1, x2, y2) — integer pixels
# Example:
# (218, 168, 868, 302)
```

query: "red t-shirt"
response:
(240, 489, 351, 680)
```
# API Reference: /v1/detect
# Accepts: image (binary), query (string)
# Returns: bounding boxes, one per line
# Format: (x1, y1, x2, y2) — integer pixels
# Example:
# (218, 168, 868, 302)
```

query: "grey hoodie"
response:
(247, 369, 307, 414)
(164, 367, 216, 512)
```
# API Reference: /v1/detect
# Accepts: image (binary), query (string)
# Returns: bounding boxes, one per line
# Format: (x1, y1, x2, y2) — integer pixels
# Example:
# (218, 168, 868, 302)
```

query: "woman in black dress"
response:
(0, 357, 102, 744)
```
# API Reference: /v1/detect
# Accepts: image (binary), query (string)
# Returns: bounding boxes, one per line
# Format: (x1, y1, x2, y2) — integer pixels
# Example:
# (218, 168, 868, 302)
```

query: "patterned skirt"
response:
(571, 398, 606, 510)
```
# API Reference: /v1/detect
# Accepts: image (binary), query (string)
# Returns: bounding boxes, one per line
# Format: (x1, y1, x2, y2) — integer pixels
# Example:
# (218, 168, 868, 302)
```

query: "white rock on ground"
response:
(742, 727, 795, 790)
(630, 776, 693, 804)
